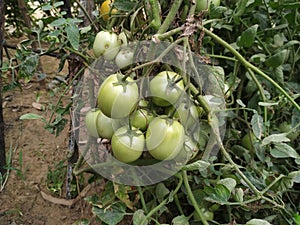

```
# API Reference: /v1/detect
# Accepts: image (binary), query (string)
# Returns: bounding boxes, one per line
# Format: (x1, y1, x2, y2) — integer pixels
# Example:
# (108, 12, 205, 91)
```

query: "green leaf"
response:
(288, 171, 300, 183)
(50, 18, 66, 27)
(258, 102, 278, 107)
(265, 49, 288, 67)
(113, 183, 133, 210)
(182, 160, 210, 171)
(53, 1, 64, 8)
(271, 143, 299, 159)
(172, 215, 190, 225)
(114, 0, 137, 11)
(262, 133, 290, 146)
(92, 202, 126, 225)
(72, 219, 90, 225)
(246, 219, 271, 225)
(20, 54, 39, 77)
(66, 24, 80, 50)
(204, 184, 231, 204)
(155, 183, 170, 203)
(237, 24, 258, 48)
(217, 178, 236, 193)
(20, 113, 44, 120)
(133, 209, 148, 225)
(251, 112, 263, 139)
(294, 214, 300, 225)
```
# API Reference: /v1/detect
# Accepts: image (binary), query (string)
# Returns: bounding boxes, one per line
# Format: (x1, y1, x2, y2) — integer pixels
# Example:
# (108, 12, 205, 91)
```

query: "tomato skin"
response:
(97, 73, 139, 119)
(111, 126, 145, 163)
(93, 31, 121, 60)
(99, 0, 117, 21)
(130, 108, 154, 131)
(196, 0, 220, 11)
(96, 109, 116, 139)
(166, 101, 199, 130)
(115, 48, 134, 69)
(150, 71, 184, 107)
(146, 117, 185, 160)
(85, 109, 101, 138)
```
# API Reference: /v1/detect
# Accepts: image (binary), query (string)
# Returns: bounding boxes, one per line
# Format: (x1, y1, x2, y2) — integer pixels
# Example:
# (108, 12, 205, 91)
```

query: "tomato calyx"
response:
(117, 125, 144, 148)
(112, 73, 137, 93)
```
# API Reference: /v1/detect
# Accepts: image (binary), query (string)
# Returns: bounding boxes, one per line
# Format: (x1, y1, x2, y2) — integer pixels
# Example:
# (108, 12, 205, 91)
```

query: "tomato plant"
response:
(111, 126, 145, 163)
(93, 31, 121, 60)
(97, 73, 139, 119)
(146, 117, 185, 160)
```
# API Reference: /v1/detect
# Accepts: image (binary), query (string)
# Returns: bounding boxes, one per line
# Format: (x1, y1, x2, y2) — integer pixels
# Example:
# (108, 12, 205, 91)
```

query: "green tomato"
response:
(166, 101, 199, 130)
(85, 108, 100, 138)
(96, 109, 116, 139)
(130, 108, 154, 131)
(196, 0, 220, 11)
(174, 136, 199, 162)
(115, 48, 134, 69)
(93, 31, 121, 60)
(146, 117, 185, 160)
(97, 73, 139, 119)
(150, 71, 184, 107)
(111, 126, 145, 163)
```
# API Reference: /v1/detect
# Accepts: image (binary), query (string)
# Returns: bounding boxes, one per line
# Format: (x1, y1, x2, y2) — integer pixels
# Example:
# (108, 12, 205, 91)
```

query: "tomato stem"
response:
(182, 170, 210, 225)
(157, 0, 183, 35)
(148, 0, 161, 31)
(140, 173, 183, 224)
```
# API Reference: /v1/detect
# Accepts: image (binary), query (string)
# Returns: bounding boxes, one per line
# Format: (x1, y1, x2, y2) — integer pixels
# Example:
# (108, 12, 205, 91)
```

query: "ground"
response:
(0, 41, 94, 225)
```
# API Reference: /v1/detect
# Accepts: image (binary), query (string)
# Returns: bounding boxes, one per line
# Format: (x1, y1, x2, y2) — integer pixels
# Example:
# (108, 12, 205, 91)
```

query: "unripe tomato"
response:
(115, 48, 134, 69)
(130, 108, 154, 131)
(96, 109, 115, 139)
(146, 117, 185, 160)
(196, 0, 220, 11)
(166, 101, 199, 130)
(93, 31, 121, 60)
(99, 0, 117, 21)
(150, 71, 184, 107)
(97, 73, 139, 119)
(111, 126, 145, 163)
(85, 108, 100, 138)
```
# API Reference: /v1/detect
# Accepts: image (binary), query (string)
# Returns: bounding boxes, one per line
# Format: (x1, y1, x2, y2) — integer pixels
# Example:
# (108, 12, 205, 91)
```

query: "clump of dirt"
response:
(0, 49, 92, 224)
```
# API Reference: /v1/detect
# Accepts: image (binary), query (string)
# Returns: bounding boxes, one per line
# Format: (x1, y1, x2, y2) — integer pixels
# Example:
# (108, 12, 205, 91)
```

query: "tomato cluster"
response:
(84, 69, 206, 164)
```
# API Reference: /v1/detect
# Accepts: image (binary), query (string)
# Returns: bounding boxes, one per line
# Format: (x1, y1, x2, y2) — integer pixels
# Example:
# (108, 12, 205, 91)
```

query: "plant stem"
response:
(201, 26, 300, 112)
(182, 170, 209, 225)
(141, 174, 183, 224)
(157, 0, 183, 34)
(148, 0, 161, 31)
(137, 186, 148, 214)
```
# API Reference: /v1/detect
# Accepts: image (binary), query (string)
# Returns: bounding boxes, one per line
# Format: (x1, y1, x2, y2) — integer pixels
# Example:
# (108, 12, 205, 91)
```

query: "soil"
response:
(0, 39, 95, 225)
